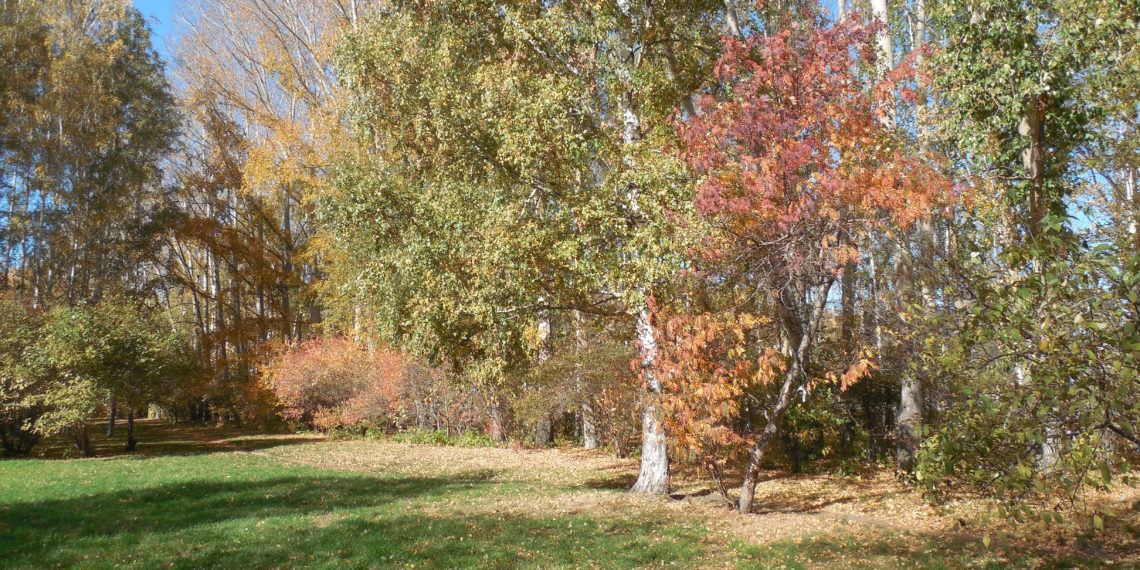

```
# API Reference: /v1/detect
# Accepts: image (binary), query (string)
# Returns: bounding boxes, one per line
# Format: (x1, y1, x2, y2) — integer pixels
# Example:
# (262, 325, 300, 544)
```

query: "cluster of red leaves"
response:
(677, 14, 953, 278)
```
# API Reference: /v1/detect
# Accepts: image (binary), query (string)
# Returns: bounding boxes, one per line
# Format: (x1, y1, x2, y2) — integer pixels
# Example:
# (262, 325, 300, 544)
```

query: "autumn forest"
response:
(1, 0, 1138, 566)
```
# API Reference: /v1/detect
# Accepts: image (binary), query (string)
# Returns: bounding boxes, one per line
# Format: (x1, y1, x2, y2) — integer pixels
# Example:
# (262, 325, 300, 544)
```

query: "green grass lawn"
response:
(0, 423, 1123, 568)
(0, 454, 711, 568)
(1, 422, 719, 570)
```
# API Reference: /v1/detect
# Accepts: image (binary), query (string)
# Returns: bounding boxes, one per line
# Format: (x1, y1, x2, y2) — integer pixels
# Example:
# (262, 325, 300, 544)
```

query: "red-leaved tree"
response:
(670, 5, 954, 513)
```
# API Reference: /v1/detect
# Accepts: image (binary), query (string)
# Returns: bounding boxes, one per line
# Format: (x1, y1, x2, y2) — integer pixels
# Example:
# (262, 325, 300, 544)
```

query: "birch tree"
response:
(330, 0, 729, 493)
(0, 0, 178, 308)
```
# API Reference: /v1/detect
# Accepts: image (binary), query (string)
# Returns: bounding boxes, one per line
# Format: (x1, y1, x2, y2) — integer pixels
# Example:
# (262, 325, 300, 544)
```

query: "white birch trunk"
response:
(574, 310, 599, 449)
(611, 0, 669, 495)
(871, 0, 897, 130)
(630, 305, 669, 494)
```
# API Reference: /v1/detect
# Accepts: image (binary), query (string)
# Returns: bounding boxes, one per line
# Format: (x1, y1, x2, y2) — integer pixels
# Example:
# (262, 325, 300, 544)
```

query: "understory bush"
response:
(261, 337, 490, 434)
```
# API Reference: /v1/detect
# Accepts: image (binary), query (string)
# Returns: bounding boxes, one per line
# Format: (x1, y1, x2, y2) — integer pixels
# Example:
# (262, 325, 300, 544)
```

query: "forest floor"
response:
(1, 420, 1136, 568)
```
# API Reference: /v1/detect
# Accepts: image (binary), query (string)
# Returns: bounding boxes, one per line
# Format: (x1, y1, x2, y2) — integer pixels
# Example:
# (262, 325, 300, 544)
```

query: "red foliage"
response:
(261, 337, 469, 432)
(677, 13, 953, 280)
(664, 5, 956, 493)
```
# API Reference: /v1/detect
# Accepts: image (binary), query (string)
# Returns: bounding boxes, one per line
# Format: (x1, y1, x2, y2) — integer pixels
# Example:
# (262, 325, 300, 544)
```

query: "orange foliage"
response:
(663, 6, 955, 496)
(261, 337, 464, 432)
(656, 313, 780, 478)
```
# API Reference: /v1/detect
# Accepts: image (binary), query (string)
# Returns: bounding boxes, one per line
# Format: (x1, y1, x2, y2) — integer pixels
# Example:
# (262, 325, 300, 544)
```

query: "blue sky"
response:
(131, 0, 175, 59)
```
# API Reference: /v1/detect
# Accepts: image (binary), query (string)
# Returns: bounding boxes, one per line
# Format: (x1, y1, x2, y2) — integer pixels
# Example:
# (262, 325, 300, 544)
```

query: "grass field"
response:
(0, 421, 1133, 568)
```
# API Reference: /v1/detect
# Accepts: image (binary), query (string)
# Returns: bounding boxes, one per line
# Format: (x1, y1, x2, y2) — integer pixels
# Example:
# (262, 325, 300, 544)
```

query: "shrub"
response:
(364, 425, 388, 440)
(453, 428, 497, 448)
(261, 337, 489, 434)
(0, 297, 46, 456)
(262, 337, 402, 430)
(394, 428, 452, 446)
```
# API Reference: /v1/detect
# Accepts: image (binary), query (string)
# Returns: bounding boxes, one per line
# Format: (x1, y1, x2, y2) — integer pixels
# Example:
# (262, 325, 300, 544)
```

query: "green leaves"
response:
(326, 0, 718, 380)
(916, 245, 1140, 526)
(25, 298, 195, 439)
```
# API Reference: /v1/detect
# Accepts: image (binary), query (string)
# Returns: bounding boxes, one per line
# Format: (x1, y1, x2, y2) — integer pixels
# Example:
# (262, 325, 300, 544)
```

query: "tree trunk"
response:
(582, 401, 599, 450)
(894, 229, 923, 471)
(630, 306, 669, 494)
(840, 229, 857, 345)
(723, 0, 744, 39)
(1039, 416, 1060, 473)
(870, 0, 925, 471)
(739, 280, 832, 513)
(280, 194, 294, 341)
(534, 416, 553, 447)
(896, 0, 929, 473)
(1125, 167, 1139, 251)
(573, 310, 599, 449)
(871, 0, 897, 129)
(739, 358, 802, 513)
(614, 2, 669, 495)
(214, 249, 228, 388)
(896, 375, 923, 470)
(533, 307, 553, 447)
(72, 423, 95, 458)
(106, 396, 116, 437)
(1020, 99, 1047, 238)
(125, 407, 137, 451)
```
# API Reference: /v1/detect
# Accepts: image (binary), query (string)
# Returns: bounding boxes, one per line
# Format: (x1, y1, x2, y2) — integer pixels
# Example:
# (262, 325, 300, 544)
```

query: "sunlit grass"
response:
(0, 453, 714, 569)
(0, 423, 1121, 568)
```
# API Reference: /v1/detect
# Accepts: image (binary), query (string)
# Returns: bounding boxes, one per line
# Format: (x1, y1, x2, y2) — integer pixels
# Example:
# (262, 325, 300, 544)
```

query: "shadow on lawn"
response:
(30, 419, 323, 459)
(0, 471, 707, 569)
(581, 471, 638, 490)
(1, 473, 487, 558)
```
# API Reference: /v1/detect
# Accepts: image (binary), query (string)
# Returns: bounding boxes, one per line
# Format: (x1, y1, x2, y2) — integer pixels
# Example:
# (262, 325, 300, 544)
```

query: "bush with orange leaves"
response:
(656, 312, 782, 501)
(260, 337, 478, 433)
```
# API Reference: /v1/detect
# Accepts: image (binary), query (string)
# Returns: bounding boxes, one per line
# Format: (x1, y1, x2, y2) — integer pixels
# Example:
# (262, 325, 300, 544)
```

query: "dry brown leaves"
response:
(256, 439, 1140, 565)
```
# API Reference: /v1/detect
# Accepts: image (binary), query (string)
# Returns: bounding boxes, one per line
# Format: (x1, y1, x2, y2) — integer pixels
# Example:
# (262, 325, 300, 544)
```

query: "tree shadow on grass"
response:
(165, 511, 709, 570)
(29, 419, 323, 459)
(0, 471, 493, 565)
(0, 469, 708, 569)
(580, 471, 638, 490)
(751, 489, 895, 514)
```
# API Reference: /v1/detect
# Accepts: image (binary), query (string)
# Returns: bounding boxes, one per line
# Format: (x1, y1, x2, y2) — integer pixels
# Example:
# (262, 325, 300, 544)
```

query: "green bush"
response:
(364, 425, 388, 441)
(393, 428, 453, 446)
(453, 429, 497, 448)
